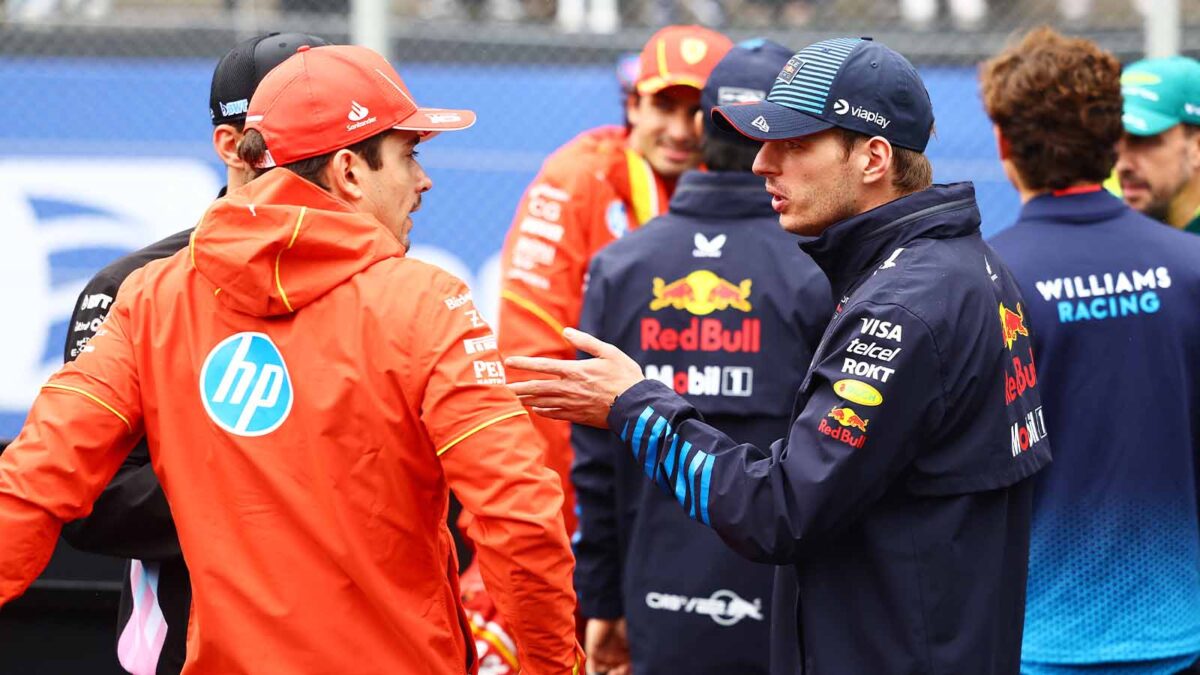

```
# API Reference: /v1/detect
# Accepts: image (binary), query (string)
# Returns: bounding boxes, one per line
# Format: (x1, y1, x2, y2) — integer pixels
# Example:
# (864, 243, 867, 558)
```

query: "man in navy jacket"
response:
(510, 37, 1049, 675)
(571, 40, 832, 675)
(985, 28, 1200, 675)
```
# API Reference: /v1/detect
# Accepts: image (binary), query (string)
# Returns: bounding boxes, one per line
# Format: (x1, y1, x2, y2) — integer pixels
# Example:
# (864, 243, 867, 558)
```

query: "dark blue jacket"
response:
(990, 189, 1200, 665)
(605, 182, 1051, 675)
(572, 170, 832, 674)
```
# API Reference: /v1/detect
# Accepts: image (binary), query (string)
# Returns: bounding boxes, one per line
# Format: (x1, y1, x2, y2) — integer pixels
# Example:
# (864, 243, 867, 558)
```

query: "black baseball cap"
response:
(209, 32, 330, 126)
(713, 37, 934, 152)
(701, 38, 795, 146)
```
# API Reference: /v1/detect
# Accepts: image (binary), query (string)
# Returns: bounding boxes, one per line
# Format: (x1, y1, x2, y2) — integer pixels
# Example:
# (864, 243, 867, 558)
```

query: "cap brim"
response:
(1122, 105, 1179, 136)
(636, 76, 706, 95)
(712, 100, 834, 142)
(393, 107, 477, 138)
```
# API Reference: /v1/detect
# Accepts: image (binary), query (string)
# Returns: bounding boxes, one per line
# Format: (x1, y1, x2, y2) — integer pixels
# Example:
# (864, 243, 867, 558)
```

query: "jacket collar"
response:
(668, 170, 774, 221)
(801, 182, 981, 297)
(1016, 187, 1127, 226)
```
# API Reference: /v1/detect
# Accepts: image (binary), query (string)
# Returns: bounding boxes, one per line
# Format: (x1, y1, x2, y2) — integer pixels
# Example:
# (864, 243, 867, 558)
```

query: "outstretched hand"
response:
(506, 328, 644, 429)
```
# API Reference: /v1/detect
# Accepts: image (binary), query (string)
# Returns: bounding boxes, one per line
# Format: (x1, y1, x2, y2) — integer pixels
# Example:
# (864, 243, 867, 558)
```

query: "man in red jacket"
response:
(0, 44, 582, 675)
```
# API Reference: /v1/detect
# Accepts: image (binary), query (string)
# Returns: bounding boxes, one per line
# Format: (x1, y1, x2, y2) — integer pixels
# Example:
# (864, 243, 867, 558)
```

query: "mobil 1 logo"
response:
(200, 332, 294, 437)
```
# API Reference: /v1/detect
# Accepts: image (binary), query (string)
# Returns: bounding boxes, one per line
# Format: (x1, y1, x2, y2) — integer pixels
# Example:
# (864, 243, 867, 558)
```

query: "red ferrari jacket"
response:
(0, 169, 582, 674)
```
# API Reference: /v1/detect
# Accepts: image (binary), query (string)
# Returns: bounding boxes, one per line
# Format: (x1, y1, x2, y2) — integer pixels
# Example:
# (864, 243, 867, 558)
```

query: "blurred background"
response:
(0, 1, 1195, 670)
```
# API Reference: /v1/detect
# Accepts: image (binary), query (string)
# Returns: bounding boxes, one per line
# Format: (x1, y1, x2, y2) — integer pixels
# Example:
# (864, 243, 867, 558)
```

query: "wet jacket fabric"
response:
(0, 169, 582, 675)
(61, 225, 194, 675)
(496, 125, 675, 538)
(604, 182, 1051, 674)
(572, 170, 832, 674)
(989, 188, 1200, 666)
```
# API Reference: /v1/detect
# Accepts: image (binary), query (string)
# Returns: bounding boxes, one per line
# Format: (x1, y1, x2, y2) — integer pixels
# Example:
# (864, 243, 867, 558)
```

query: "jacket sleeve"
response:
(0, 294, 145, 605)
(414, 273, 583, 675)
(605, 301, 946, 564)
(59, 272, 180, 561)
(569, 256, 624, 619)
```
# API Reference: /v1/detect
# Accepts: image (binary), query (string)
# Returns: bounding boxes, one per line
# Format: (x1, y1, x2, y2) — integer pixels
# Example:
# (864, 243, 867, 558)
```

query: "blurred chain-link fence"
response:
(0, 0, 1196, 437)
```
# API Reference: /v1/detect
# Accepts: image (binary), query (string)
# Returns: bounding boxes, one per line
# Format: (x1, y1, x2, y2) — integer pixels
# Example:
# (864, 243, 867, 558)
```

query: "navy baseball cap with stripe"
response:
(712, 37, 934, 152)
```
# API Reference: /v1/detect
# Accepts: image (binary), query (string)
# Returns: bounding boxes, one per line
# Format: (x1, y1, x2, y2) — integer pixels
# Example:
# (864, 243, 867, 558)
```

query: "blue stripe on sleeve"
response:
(673, 441, 693, 508)
(620, 419, 630, 442)
(687, 450, 707, 520)
(630, 407, 654, 461)
(644, 417, 668, 480)
(661, 435, 680, 489)
(698, 454, 716, 526)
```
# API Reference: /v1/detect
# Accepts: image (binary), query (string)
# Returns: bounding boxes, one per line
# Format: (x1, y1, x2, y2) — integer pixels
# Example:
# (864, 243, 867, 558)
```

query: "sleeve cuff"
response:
(607, 379, 685, 433)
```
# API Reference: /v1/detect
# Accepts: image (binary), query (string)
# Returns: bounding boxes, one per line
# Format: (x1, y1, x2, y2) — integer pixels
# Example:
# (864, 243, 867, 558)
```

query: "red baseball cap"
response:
(245, 44, 476, 167)
(635, 25, 733, 96)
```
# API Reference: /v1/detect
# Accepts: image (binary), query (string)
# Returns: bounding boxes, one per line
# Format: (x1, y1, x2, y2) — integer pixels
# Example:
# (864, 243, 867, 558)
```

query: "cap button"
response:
(297, 45, 311, 53)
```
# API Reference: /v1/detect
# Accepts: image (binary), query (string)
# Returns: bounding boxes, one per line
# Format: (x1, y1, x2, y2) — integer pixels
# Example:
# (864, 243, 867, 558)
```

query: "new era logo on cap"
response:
(752, 116, 770, 133)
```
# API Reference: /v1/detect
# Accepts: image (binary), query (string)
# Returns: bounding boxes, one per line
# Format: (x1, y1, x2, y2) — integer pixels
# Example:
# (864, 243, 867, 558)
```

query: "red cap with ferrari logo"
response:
(635, 25, 733, 96)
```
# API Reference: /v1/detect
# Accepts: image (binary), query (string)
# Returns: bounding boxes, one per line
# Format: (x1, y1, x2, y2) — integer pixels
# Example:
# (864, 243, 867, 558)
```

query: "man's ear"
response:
(625, 93, 641, 127)
(993, 124, 1012, 161)
(212, 125, 246, 171)
(860, 136, 894, 186)
(323, 149, 366, 203)
(1186, 128, 1200, 172)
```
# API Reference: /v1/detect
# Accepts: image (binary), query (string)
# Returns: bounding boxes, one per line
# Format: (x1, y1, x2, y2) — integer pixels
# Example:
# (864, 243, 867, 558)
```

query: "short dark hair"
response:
(702, 135, 760, 172)
(838, 128, 933, 195)
(979, 26, 1122, 191)
(237, 129, 391, 189)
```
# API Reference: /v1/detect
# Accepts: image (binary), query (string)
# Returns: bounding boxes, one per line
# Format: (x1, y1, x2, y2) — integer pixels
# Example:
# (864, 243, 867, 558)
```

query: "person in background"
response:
(1113, 55, 1200, 234)
(460, 24, 732, 673)
(985, 27, 1200, 675)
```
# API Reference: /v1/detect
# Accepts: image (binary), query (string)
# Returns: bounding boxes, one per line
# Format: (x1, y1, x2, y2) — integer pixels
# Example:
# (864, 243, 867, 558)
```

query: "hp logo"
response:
(200, 332, 293, 437)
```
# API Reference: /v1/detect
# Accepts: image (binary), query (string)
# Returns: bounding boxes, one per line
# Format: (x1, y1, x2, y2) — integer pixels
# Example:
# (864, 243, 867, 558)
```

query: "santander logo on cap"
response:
(346, 99, 377, 132)
(244, 44, 477, 166)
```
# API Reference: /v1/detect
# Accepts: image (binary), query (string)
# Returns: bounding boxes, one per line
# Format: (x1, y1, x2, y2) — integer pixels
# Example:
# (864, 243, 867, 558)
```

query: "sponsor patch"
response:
(645, 589, 763, 627)
(833, 379, 882, 406)
(998, 303, 1028, 350)
(200, 332, 293, 437)
(472, 360, 506, 385)
(463, 334, 497, 355)
(1034, 267, 1170, 324)
(644, 364, 753, 397)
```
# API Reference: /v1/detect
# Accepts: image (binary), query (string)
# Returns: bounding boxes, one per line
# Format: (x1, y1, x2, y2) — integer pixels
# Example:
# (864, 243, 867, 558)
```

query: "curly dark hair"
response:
(979, 26, 1123, 191)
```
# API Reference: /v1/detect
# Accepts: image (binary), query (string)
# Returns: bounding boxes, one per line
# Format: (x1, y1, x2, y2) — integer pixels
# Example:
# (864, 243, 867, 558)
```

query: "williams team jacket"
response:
(990, 188, 1200, 666)
(572, 170, 831, 674)
(604, 182, 1051, 674)
(0, 169, 582, 674)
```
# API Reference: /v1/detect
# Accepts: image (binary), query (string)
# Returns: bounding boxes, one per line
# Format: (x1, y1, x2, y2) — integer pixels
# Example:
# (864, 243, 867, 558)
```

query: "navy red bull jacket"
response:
(603, 182, 1051, 674)
(571, 170, 832, 674)
(989, 188, 1200, 666)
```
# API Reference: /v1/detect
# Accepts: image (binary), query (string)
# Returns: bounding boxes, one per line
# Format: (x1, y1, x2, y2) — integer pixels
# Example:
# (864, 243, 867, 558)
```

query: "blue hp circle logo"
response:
(200, 332, 293, 437)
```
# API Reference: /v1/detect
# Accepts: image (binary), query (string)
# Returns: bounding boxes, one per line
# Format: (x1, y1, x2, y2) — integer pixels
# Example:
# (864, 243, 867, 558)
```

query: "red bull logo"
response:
(650, 270, 753, 316)
(999, 303, 1029, 350)
(818, 406, 869, 448)
(827, 406, 869, 432)
(641, 317, 761, 353)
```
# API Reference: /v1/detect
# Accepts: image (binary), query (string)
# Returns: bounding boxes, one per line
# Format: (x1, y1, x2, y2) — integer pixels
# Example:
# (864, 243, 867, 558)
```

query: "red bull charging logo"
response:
(818, 406, 869, 448)
(999, 303, 1028, 350)
(649, 270, 753, 316)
